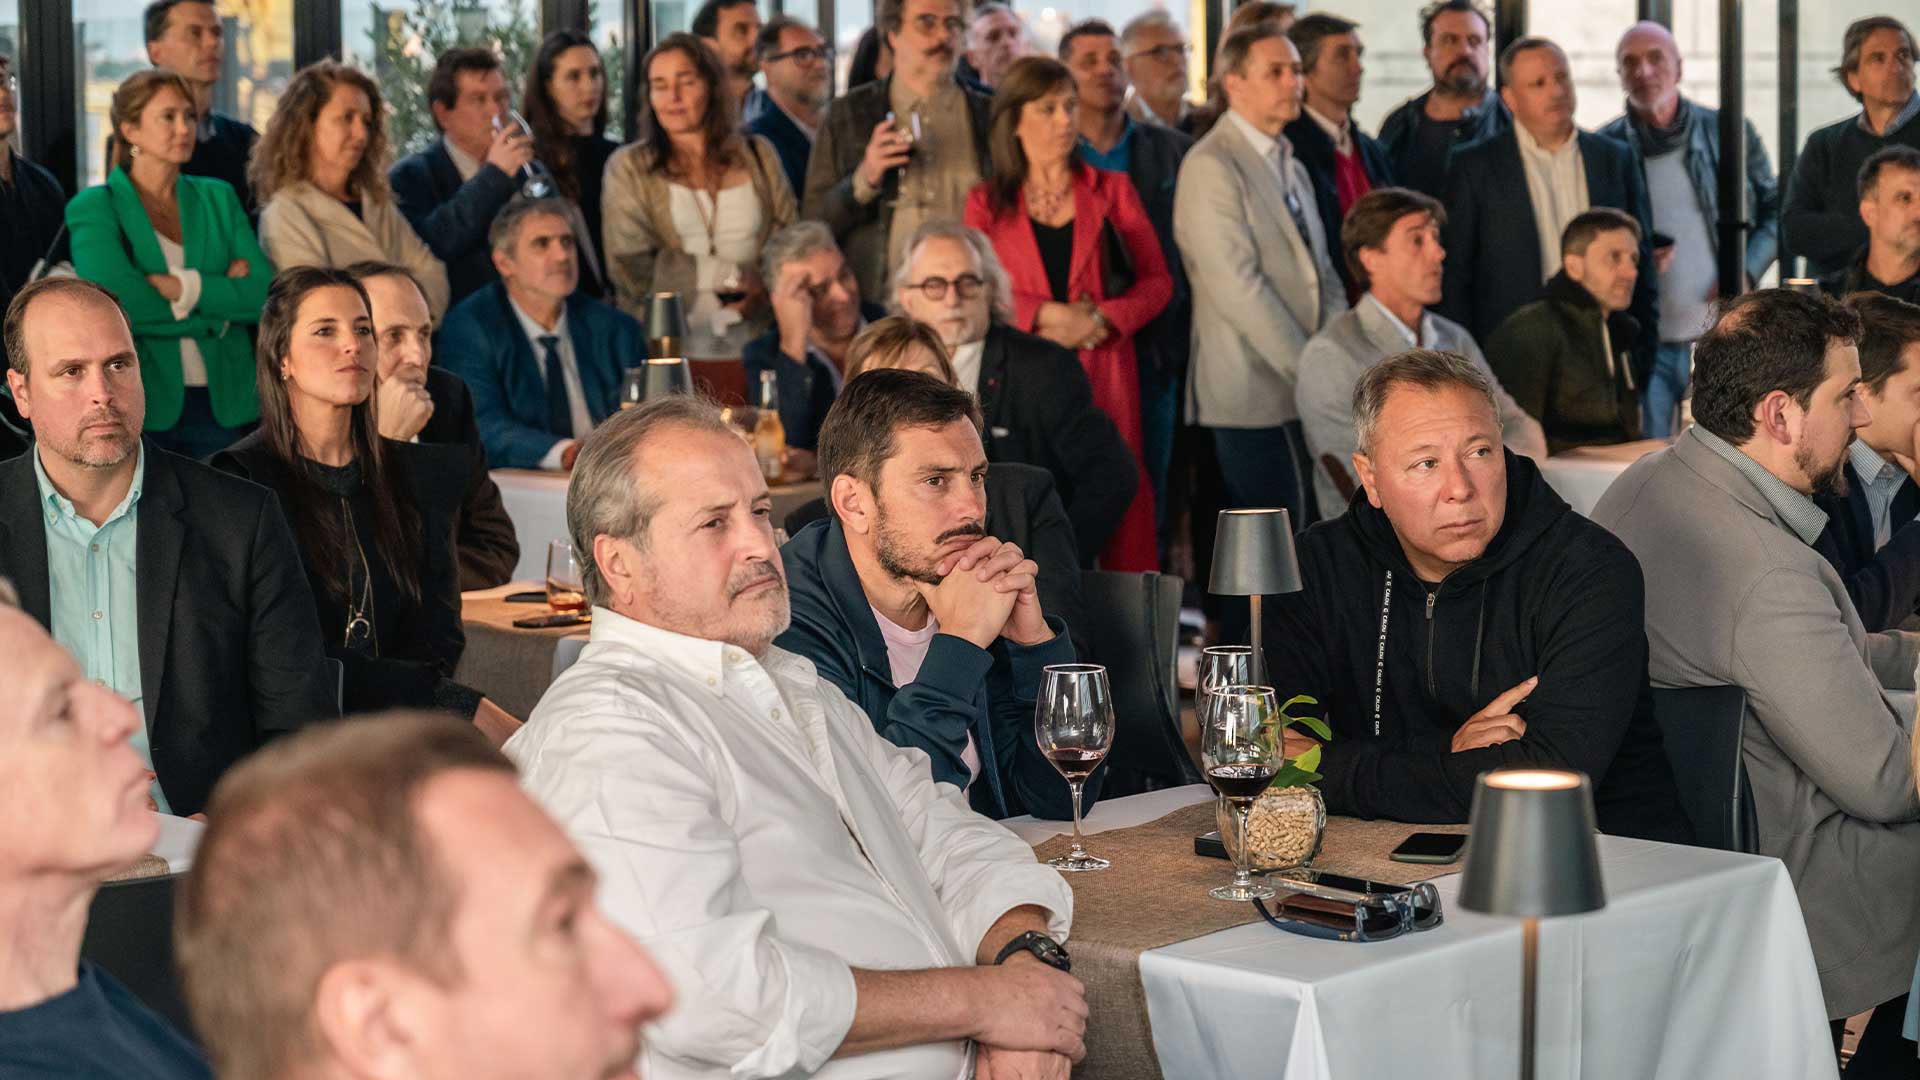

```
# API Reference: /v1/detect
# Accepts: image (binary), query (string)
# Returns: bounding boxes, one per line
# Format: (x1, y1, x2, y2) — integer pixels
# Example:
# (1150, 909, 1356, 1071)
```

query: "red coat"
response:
(964, 165, 1172, 572)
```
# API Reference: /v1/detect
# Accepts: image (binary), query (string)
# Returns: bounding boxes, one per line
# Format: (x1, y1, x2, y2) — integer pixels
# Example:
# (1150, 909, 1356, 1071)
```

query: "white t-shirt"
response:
(870, 605, 982, 787)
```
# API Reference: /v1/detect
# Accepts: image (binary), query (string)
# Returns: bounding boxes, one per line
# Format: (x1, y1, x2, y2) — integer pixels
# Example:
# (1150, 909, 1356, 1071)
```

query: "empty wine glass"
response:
(1202, 684, 1280, 901)
(1197, 644, 1254, 731)
(1035, 663, 1115, 872)
(492, 108, 555, 198)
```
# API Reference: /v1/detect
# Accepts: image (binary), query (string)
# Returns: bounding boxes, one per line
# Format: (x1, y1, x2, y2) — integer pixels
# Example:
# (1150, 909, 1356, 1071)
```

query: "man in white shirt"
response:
(508, 395, 1088, 1080)
(1297, 186, 1544, 515)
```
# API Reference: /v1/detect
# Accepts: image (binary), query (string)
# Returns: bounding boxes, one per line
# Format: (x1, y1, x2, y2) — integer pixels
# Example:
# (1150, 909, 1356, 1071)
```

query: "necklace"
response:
(1024, 175, 1072, 222)
(339, 495, 377, 653)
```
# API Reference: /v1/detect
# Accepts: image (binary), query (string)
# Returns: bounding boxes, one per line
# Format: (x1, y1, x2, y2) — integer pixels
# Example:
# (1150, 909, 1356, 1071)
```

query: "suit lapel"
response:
(564, 298, 610, 422)
(1576, 132, 1615, 206)
(106, 169, 165, 273)
(177, 174, 208, 270)
(0, 452, 52, 627)
(1066, 174, 1103, 300)
(491, 285, 550, 427)
(976, 327, 1010, 439)
(431, 141, 465, 198)
(1489, 133, 1541, 255)
(134, 446, 183, 731)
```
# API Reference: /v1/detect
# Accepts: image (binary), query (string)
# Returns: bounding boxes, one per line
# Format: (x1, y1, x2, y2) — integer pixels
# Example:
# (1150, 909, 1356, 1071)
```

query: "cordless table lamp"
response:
(1207, 508, 1302, 683)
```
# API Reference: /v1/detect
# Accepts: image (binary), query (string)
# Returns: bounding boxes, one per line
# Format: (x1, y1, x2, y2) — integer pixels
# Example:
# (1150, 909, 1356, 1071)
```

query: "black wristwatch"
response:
(994, 930, 1070, 973)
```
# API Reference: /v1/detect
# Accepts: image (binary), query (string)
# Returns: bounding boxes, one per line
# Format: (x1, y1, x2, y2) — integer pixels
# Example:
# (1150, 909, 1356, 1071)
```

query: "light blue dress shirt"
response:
(1848, 439, 1908, 550)
(32, 447, 162, 811)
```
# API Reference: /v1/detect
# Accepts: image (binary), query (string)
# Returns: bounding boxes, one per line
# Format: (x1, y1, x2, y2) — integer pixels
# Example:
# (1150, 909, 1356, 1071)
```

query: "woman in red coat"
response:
(964, 56, 1172, 573)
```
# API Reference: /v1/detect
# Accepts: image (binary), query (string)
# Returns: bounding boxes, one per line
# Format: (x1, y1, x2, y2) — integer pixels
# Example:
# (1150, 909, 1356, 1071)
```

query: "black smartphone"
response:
(1389, 832, 1467, 864)
(504, 590, 547, 603)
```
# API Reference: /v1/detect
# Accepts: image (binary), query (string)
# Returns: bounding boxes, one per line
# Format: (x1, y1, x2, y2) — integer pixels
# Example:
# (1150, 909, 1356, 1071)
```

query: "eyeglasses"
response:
(903, 274, 984, 300)
(1126, 43, 1192, 63)
(766, 45, 834, 65)
(911, 13, 968, 35)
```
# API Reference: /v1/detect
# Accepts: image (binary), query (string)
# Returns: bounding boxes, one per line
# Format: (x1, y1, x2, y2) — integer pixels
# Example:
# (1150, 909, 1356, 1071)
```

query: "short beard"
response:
(48, 410, 139, 470)
(1438, 61, 1486, 98)
(1797, 439, 1850, 499)
(873, 500, 987, 586)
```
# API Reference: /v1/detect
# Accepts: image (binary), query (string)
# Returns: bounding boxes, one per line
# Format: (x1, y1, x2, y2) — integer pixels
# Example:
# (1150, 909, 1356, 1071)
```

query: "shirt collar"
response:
(1691, 426, 1830, 545)
(1302, 104, 1351, 151)
(1862, 91, 1920, 136)
(585, 606, 748, 697)
(1849, 438, 1901, 487)
(1225, 108, 1290, 167)
(197, 111, 215, 142)
(1364, 293, 1431, 347)
(507, 294, 569, 344)
(33, 443, 145, 527)
(1514, 121, 1579, 160)
(443, 136, 484, 182)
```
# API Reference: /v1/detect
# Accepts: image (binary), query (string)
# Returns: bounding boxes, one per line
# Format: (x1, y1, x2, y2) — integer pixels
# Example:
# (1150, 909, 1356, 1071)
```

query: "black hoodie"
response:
(1264, 451, 1692, 844)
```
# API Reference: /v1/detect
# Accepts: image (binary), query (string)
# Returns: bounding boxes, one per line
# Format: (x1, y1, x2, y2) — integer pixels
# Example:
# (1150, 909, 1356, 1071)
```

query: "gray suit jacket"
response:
(1593, 430, 1920, 1019)
(1172, 115, 1344, 428)
(1296, 299, 1545, 514)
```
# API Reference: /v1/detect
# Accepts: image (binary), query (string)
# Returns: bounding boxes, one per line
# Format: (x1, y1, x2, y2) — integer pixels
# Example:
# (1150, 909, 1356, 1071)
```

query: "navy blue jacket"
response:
(1283, 112, 1395, 295)
(747, 100, 815, 210)
(389, 139, 520, 306)
(1122, 119, 1194, 384)
(1439, 128, 1658, 387)
(434, 282, 640, 468)
(1814, 460, 1920, 634)
(777, 517, 1096, 820)
(1376, 88, 1508, 199)
(740, 302, 885, 451)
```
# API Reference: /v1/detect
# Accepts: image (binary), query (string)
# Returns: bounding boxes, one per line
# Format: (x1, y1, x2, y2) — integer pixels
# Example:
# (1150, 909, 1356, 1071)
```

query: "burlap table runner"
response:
(453, 595, 587, 718)
(1031, 801, 1467, 1080)
(106, 854, 174, 882)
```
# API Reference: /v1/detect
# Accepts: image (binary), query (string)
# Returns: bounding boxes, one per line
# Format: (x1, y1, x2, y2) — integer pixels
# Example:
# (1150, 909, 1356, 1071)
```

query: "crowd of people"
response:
(3, 0, 1920, 1075)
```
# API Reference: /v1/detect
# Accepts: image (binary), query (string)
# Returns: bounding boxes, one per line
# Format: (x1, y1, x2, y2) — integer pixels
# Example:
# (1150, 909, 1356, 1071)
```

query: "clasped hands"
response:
(1034, 299, 1112, 353)
(911, 537, 1052, 650)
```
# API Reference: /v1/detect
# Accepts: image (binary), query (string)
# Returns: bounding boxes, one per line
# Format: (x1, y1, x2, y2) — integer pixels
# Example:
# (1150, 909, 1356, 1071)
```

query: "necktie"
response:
(540, 335, 572, 438)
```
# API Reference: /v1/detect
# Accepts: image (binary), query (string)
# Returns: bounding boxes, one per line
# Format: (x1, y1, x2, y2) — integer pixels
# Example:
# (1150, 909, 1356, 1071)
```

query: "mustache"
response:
(935, 522, 988, 545)
(80, 406, 128, 427)
(727, 560, 784, 599)
(927, 44, 953, 59)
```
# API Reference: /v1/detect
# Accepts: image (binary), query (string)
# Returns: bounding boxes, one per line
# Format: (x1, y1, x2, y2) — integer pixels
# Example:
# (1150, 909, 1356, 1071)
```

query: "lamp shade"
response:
(645, 292, 689, 356)
(641, 356, 693, 399)
(1458, 770, 1607, 918)
(1208, 508, 1302, 596)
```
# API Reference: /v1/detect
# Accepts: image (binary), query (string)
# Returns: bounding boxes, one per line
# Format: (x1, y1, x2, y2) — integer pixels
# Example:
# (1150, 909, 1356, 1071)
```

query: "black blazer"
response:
(389, 139, 521, 307)
(1124, 121, 1194, 383)
(213, 432, 477, 718)
(740, 302, 886, 452)
(420, 366, 520, 590)
(0, 444, 336, 815)
(1814, 460, 1920, 633)
(747, 100, 816, 212)
(801, 76, 994, 303)
(1439, 129, 1658, 385)
(976, 323, 1137, 566)
(1282, 113, 1396, 296)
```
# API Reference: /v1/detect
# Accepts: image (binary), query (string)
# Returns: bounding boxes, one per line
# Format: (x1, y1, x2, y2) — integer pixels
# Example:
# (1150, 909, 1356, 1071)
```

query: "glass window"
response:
(1341, 2, 1436, 137)
(1525, 0, 1640, 134)
(0, 0, 17, 143)
(593, 0, 627, 141)
(836, 0, 870, 92)
(345, 0, 539, 158)
(76, 0, 293, 188)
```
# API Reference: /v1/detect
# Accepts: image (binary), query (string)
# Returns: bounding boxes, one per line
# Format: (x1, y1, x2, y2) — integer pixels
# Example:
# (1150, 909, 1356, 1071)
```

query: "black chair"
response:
(1079, 569, 1203, 797)
(1650, 685, 1758, 853)
(81, 872, 195, 1037)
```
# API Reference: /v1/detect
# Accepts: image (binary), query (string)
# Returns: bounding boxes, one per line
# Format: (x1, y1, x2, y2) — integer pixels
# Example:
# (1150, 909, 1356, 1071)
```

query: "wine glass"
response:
(1202, 684, 1280, 901)
(492, 108, 555, 198)
(1035, 663, 1115, 872)
(713, 261, 748, 308)
(546, 540, 586, 614)
(1198, 645, 1253, 700)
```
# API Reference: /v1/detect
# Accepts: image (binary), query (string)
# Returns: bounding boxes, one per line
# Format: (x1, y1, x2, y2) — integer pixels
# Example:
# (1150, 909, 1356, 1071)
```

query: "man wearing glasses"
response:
(749, 17, 833, 201)
(893, 222, 1138, 568)
(745, 222, 886, 469)
(0, 58, 66, 323)
(1120, 12, 1195, 131)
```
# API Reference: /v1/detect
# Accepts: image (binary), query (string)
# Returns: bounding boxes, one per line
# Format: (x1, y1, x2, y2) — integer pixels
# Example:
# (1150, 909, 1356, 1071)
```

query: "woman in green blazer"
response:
(67, 68, 273, 460)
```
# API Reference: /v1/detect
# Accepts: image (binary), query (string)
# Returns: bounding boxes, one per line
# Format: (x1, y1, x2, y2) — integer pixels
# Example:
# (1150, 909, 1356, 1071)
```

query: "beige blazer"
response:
(256, 180, 452, 319)
(600, 134, 796, 326)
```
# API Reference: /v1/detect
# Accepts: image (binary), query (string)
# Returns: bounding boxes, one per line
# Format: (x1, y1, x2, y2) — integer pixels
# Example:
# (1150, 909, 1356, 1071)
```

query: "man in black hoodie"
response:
(1264, 349, 1690, 843)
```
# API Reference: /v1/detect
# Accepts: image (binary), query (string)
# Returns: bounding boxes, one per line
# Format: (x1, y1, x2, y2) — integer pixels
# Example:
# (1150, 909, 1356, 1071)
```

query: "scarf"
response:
(1628, 96, 1692, 157)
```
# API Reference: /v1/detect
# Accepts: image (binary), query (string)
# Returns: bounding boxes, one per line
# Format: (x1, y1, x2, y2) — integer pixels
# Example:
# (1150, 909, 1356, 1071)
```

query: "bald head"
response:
(1617, 20, 1682, 117)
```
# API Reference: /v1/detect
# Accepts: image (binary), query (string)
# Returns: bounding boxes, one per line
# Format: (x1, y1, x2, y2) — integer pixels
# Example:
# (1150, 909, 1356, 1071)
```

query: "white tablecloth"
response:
(1538, 439, 1670, 517)
(1005, 788, 1837, 1080)
(494, 469, 571, 582)
(151, 813, 203, 873)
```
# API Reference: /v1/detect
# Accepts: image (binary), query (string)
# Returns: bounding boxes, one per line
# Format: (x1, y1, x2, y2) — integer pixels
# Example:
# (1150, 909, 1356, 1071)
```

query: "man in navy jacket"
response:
(436, 199, 640, 471)
(777, 369, 1095, 821)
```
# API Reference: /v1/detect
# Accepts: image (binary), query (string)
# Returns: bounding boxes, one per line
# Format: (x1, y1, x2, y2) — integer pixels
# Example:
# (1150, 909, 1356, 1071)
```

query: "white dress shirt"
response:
(152, 233, 208, 387)
(950, 339, 985, 396)
(443, 136, 483, 182)
(1513, 124, 1590, 281)
(507, 297, 594, 469)
(507, 609, 1073, 1080)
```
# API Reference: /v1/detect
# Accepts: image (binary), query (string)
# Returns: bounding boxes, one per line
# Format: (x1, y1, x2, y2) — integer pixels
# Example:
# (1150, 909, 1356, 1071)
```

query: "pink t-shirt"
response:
(871, 606, 982, 787)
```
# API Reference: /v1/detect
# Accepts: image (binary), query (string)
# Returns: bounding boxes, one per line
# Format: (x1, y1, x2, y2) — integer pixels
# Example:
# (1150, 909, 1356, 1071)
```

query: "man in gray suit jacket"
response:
(1173, 22, 1344, 526)
(1298, 187, 1543, 515)
(1592, 289, 1920, 1051)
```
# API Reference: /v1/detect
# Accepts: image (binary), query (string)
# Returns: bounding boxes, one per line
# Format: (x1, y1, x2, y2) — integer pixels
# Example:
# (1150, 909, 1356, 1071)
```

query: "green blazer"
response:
(66, 169, 273, 432)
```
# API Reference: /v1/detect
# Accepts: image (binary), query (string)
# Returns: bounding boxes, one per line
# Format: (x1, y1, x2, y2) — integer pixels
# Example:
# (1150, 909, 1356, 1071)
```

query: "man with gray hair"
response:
(437, 197, 643, 470)
(742, 221, 886, 464)
(1119, 12, 1193, 129)
(893, 221, 1138, 565)
(960, 1, 1025, 89)
(507, 397, 1090, 1080)
(1263, 348, 1688, 842)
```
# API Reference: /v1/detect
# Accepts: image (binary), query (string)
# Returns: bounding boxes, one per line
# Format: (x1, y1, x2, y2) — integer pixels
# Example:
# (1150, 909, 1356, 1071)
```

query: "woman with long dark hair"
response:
(523, 29, 620, 296)
(601, 33, 795, 353)
(212, 266, 520, 746)
(963, 56, 1171, 572)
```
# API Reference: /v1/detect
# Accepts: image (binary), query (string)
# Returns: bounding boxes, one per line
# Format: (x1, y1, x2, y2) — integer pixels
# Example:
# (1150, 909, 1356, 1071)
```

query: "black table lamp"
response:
(645, 292, 689, 359)
(1207, 508, 1302, 684)
(1458, 770, 1608, 1080)
(640, 356, 693, 399)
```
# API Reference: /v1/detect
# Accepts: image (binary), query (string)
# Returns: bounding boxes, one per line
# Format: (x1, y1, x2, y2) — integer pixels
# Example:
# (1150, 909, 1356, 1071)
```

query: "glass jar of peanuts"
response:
(1218, 785, 1326, 872)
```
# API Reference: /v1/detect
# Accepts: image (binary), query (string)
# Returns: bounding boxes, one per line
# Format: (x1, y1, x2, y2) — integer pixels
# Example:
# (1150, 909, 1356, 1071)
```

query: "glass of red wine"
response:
(713, 261, 749, 307)
(1203, 684, 1280, 901)
(1035, 663, 1114, 872)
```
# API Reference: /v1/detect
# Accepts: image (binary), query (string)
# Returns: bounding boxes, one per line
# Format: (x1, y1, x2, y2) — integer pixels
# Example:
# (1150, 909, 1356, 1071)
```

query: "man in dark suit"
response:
(802, 0, 994, 303)
(436, 198, 640, 472)
(1285, 13, 1395, 299)
(1060, 19, 1192, 526)
(894, 222, 1138, 565)
(747, 16, 831, 200)
(144, 0, 259, 212)
(351, 261, 520, 590)
(0, 55, 67, 317)
(1815, 292, 1920, 633)
(389, 48, 529, 307)
(1440, 36, 1656, 384)
(0, 278, 334, 817)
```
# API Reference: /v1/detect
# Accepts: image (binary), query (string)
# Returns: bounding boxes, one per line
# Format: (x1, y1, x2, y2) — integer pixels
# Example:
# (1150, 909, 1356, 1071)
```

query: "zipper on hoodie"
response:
(1423, 584, 1439, 698)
